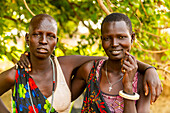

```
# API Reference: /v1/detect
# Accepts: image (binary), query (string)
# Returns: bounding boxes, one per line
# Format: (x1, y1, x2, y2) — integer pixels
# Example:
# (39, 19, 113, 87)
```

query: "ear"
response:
(131, 32, 135, 43)
(25, 33, 29, 45)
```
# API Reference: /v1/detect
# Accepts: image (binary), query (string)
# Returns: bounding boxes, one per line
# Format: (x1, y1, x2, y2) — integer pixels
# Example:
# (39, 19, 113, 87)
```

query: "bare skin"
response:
(0, 14, 162, 112)
(72, 21, 151, 112)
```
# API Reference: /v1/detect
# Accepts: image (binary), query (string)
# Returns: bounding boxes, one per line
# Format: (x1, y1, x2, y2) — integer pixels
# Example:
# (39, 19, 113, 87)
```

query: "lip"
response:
(109, 49, 122, 55)
(37, 47, 48, 53)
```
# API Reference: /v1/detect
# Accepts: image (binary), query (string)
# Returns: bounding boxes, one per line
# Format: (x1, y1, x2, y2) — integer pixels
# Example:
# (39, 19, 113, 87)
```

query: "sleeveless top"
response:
(12, 57, 71, 113)
(81, 59, 138, 113)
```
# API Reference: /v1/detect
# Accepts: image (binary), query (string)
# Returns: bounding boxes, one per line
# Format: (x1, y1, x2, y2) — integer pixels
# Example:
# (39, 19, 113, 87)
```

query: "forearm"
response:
(137, 60, 150, 73)
(123, 99, 137, 113)
(0, 98, 10, 113)
(123, 83, 137, 113)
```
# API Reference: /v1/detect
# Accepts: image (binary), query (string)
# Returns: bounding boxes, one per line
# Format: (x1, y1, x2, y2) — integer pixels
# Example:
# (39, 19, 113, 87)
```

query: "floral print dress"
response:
(12, 68, 57, 113)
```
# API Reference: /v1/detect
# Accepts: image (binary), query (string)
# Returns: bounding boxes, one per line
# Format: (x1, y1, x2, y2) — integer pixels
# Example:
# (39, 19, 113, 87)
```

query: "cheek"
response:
(121, 40, 131, 50)
(102, 41, 110, 50)
(50, 41, 57, 50)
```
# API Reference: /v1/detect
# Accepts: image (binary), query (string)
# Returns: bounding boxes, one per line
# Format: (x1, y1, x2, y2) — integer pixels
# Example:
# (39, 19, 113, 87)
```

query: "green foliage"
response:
(0, 0, 169, 69)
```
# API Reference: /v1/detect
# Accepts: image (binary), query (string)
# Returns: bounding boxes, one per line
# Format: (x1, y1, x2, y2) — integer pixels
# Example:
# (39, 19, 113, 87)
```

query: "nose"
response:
(111, 38, 119, 48)
(39, 33, 47, 44)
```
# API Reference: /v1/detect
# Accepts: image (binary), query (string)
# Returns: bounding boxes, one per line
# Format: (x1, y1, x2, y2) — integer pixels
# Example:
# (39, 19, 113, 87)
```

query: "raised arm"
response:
(122, 54, 151, 113)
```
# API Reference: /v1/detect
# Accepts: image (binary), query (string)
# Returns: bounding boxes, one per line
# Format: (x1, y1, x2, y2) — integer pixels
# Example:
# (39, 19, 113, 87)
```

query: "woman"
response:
(72, 13, 153, 113)
(0, 14, 161, 113)
(0, 14, 98, 113)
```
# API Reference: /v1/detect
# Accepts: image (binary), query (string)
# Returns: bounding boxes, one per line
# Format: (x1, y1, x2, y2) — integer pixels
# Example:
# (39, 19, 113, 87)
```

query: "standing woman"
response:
(0, 14, 98, 113)
(73, 13, 152, 113)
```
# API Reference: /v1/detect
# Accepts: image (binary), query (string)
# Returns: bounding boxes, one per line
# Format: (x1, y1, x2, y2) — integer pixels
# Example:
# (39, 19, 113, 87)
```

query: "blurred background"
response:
(0, 0, 169, 113)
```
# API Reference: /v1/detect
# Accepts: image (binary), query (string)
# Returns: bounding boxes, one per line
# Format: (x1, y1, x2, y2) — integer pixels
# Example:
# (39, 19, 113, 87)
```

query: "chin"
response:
(34, 53, 51, 59)
(107, 54, 124, 61)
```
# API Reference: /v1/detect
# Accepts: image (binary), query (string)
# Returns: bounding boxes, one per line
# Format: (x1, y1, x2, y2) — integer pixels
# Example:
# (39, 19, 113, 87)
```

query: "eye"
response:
(119, 36, 127, 39)
(103, 37, 111, 41)
(47, 34, 56, 39)
(32, 33, 41, 38)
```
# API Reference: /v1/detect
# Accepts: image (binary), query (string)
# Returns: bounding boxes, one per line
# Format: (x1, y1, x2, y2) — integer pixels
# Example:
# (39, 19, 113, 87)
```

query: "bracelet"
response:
(119, 90, 140, 100)
(144, 66, 156, 74)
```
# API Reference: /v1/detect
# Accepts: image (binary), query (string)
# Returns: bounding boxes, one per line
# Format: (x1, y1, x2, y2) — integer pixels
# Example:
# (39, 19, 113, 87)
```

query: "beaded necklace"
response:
(27, 57, 55, 113)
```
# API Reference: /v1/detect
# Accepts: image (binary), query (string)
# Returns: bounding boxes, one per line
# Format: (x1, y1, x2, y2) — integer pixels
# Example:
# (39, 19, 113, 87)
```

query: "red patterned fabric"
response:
(81, 60, 138, 113)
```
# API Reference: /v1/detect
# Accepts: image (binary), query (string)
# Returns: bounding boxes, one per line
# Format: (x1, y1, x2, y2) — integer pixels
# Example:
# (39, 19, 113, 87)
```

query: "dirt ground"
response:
(1, 90, 170, 113)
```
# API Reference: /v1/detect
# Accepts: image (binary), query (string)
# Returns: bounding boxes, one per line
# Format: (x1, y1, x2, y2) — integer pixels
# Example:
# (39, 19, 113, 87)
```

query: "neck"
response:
(106, 59, 122, 75)
(30, 54, 52, 74)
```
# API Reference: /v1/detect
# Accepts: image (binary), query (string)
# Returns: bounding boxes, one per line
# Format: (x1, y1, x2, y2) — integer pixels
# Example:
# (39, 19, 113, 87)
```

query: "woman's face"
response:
(28, 18, 58, 59)
(102, 21, 133, 60)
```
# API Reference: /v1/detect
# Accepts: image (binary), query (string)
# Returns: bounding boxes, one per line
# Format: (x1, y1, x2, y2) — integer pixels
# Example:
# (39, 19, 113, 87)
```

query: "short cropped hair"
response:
(101, 13, 132, 34)
(29, 14, 57, 32)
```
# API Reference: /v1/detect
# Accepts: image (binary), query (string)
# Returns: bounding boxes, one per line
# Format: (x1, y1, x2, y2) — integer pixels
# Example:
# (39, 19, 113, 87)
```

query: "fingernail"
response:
(21, 66, 23, 68)
(29, 68, 31, 71)
(25, 52, 28, 56)
(28, 64, 31, 67)
(145, 92, 147, 96)
(125, 51, 128, 54)
(151, 102, 153, 105)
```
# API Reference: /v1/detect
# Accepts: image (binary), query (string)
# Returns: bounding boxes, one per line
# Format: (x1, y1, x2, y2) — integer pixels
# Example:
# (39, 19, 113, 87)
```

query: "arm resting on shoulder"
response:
(137, 60, 162, 103)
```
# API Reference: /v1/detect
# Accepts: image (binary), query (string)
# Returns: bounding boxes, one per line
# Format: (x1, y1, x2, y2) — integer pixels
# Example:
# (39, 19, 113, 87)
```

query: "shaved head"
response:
(29, 14, 57, 34)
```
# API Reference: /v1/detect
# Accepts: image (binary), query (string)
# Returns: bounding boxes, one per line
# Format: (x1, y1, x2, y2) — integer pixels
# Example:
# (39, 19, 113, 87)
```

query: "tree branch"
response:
(136, 39, 169, 53)
(97, 0, 110, 15)
(66, 0, 95, 34)
(3, 16, 17, 23)
(23, 0, 35, 16)
(135, 28, 161, 38)
(140, 0, 148, 17)
(106, 0, 113, 12)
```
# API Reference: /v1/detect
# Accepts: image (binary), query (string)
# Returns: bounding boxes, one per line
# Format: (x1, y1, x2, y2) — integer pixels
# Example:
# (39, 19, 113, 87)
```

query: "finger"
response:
(20, 53, 31, 68)
(143, 80, 149, 96)
(149, 84, 156, 104)
(125, 51, 130, 55)
(17, 61, 23, 69)
(129, 55, 137, 64)
(20, 59, 27, 69)
(128, 55, 136, 66)
(154, 86, 160, 102)
(124, 60, 133, 69)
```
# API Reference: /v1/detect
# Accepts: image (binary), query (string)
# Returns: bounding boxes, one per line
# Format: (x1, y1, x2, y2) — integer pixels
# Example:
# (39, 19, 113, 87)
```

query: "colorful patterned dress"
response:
(81, 60, 138, 113)
(12, 68, 57, 113)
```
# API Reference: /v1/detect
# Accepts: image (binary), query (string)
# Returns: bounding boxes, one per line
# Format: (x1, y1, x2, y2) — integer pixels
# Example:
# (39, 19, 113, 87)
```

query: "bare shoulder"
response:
(0, 67, 16, 83)
(0, 66, 16, 95)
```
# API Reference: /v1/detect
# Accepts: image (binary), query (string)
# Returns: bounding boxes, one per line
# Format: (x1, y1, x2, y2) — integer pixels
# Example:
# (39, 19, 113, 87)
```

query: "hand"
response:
(122, 52, 138, 94)
(17, 52, 31, 71)
(143, 68, 163, 104)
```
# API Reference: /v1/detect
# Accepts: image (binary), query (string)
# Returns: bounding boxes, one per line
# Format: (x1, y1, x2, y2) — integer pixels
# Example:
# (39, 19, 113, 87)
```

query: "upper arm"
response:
(71, 61, 94, 101)
(136, 73, 151, 113)
(0, 67, 16, 96)
(58, 55, 106, 71)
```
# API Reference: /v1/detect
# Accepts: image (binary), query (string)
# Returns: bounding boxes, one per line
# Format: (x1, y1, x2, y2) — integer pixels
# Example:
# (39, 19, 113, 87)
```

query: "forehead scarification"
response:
(29, 14, 57, 33)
